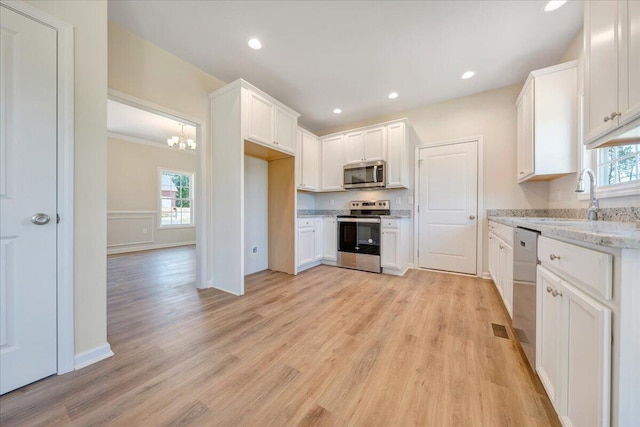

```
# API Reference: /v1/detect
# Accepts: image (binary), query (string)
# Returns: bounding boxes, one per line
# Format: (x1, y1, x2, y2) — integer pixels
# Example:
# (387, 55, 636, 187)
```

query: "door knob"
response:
(469, 215, 476, 220)
(31, 213, 50, 225)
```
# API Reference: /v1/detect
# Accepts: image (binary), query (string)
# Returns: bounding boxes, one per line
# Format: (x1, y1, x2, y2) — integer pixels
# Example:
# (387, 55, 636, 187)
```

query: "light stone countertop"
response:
(488, 216, 640, 249)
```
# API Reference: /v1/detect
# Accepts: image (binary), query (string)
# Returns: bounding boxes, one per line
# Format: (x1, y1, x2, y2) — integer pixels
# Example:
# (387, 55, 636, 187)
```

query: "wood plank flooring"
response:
(0, 246, 559, 426)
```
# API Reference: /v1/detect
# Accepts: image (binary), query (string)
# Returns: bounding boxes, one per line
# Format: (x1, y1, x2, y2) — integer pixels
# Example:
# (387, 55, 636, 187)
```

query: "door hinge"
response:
(57, 214, 60, 224)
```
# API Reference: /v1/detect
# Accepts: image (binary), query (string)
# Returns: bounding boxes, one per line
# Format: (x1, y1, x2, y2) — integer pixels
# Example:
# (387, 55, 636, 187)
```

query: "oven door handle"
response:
(337, 218, 381, 223)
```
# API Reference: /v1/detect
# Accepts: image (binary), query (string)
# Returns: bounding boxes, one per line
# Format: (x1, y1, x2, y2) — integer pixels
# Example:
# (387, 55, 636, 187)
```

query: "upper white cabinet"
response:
(516, 61, 577, 182)
(320, 135, 345, 191)
(344, 127, 386, 164)
(584, 0, 640, 147)
(386, 121, 409, 188)
(245, 85, 298, 155)
(319, 119, 410, 191)
(297, 128, 319, 191)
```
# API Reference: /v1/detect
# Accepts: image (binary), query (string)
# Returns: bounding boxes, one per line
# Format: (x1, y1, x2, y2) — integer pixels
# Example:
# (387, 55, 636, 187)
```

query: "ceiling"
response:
(108, 0, 583, 134)
(107, 100, 196, 146)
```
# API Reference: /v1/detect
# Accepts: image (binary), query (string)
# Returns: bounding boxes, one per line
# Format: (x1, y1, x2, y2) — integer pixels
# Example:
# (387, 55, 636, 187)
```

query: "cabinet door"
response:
(298, 227, 315, 266)
(323, 217, 337, 261)
(344, 131, 364, 164)
(517, 81, 535, 181)
(301, 131, 319, 190)
(381, 228, 400, 269)
(560, 281, 611, 427)
(584, 1, 620, 143)
(501, 243, 513, 318)
(321, 135, 344, 191)
(275, 107, 296, 154)
(536, 266, 563, 410)
(386, 122, 406, 188)
(619, 0, 640, 125)
(296, 130, 303, 188)
(363, 127, 386, 161)
(488, 233, 497, 282)
(247, 91, 275, 145)
(314, 218, 323, 261)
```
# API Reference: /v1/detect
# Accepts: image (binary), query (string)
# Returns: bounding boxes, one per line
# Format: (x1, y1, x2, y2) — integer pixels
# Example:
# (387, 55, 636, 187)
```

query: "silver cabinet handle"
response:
(31, 213, 50, 225)
(549, 254, 560, 261)
(551, 289, 563, 298)
(469, 215, 476, 220)
(546, 286, 553, 293)
(604, 116, 611, 122)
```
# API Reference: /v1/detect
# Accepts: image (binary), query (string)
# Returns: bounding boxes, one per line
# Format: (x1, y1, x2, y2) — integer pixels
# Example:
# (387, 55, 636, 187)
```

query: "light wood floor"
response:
(0, 246, 559, 426)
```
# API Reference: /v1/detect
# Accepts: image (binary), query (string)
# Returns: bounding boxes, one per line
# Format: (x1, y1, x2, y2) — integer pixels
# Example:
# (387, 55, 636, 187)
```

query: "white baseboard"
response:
(75, 343, 114, 370)
(481, 272, 493, 280)
(297, 260, 322, 273)
(382, 266, 410, 276)
(107, 241, 195, 255)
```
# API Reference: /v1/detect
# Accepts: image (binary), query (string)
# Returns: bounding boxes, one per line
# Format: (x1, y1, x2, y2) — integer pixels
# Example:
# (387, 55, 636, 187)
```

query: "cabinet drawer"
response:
(538, 236, 612, 301)
(297, 218, 315, 228)
(381, 218, 400, 229)
(489, 221, 513, 245)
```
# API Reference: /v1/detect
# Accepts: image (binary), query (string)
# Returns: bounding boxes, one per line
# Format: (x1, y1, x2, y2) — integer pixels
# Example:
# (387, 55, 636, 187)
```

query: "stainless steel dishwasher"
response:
(512, 226, 540, 370)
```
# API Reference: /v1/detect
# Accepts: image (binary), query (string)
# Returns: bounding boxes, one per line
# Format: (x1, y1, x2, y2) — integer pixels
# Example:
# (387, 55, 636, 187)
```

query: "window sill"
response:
(158, 225, 196, 230)
(577, 181, 640, 200)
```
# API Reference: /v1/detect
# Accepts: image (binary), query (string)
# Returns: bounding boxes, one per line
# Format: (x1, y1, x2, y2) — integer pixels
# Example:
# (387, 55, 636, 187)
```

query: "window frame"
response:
(158, 168, 195, 229)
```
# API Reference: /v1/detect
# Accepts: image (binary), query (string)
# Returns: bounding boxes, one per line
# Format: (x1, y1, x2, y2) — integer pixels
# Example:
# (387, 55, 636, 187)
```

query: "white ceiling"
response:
(107, 100, 196, 145)
(108, 0, 583, 134)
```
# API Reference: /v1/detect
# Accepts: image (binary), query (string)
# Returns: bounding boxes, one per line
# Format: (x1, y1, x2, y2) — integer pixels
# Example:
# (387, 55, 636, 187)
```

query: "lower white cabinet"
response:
(313, 218, 323, 261)
(488, 227, 513, 317)
(323, 217, 337, 261)
(380, 218, 407, 274)
(297, 222, 316, 267)
(536, 236, 612, 427)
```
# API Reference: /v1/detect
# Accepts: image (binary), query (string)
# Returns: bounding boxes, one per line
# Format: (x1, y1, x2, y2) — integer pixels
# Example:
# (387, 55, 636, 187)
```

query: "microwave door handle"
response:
(373, 165, 377, 183)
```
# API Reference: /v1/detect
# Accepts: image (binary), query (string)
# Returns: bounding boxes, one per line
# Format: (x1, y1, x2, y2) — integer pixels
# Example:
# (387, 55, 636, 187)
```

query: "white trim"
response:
(108, 131, 197, 155)
(414, 136, 484, 277)
(1, 0, 77, 376)
(108, 89, 209, 289)
(382, 266, 410, 276)
(482, 272, 493, 280)
(74, 343, 114, 370)
(108, 210, 157, 215)
(107, 241, 196, 255)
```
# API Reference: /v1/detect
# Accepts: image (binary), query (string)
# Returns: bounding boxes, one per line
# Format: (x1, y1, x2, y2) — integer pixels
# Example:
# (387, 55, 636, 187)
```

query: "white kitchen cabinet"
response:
(322, 217, 337, 261)
(381, 227, 400, 270)
(245, 88, 296, 154)
(386, 121, 409, 188)
(314, 218, 323, 261)
(320, 135, 345, 191)
(297, 224, 315, 267)
(584, 0, 640, 147)
(536, 236, 613, 427)
(488, 222, 513, 317)
(515, 61, 577, 182)
(297, 128, 319, 191)
(344, 126, 386, 164)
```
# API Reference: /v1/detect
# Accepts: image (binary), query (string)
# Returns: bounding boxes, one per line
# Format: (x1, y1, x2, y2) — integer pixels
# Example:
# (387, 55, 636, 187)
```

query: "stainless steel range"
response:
(337, 200, 390, 273)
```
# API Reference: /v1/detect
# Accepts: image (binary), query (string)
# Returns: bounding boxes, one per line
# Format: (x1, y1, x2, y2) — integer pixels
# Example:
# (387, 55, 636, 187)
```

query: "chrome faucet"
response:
(575, 168, 599, 221)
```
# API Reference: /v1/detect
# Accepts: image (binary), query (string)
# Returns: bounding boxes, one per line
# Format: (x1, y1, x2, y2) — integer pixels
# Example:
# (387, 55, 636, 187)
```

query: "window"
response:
(160, 170, 194, 227)
(597, 144, 640, 187)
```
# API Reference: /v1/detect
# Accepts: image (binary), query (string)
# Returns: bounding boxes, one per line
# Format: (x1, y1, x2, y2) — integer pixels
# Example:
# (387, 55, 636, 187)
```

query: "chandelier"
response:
(167, 123, 196, 151)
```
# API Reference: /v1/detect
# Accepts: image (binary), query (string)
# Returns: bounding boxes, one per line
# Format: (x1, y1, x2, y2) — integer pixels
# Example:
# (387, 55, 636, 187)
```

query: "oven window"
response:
(338, 221, 380, 255)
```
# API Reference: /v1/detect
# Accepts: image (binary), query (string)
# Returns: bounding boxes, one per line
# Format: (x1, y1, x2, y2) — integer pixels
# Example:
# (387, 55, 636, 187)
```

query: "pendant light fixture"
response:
(167, 123, 196, 151)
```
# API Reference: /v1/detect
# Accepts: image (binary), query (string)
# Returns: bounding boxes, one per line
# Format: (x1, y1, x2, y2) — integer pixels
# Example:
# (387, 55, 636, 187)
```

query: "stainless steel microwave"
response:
(343, 160, 386, 189)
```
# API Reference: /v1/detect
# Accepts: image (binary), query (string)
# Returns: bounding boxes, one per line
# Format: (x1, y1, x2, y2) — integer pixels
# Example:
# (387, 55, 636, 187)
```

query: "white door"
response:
(0, 6, 58, 394)
(418, 140, 478, 274)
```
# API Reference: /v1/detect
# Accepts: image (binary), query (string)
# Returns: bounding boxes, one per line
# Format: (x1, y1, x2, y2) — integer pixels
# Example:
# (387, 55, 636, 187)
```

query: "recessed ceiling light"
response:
(544, 0, 567, 12)
(248, 38, 262, 50)
(461, 71, 475, 80)
(388, 92, 399, 99)
(333, 108, 342, 114)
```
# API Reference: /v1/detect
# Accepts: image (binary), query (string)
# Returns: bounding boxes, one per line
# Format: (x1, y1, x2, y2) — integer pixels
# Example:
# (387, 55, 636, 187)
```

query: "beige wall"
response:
(26, 1, 108, 354)
(107, 138, 197, 252)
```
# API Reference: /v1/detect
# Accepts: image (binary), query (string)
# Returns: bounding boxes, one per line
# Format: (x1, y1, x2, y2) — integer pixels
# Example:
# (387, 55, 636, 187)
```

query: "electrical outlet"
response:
(252, 246, 258, 254)
(395, 197, 402, 206)
(142, 228, 148, 234)
(330, 199, 335, 206)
